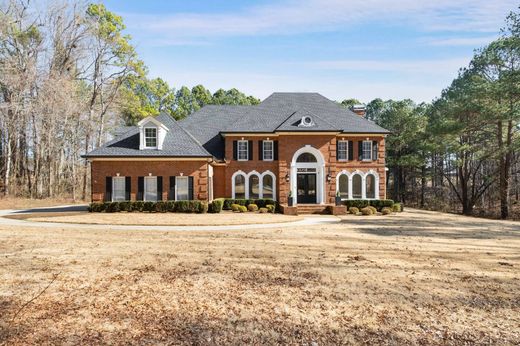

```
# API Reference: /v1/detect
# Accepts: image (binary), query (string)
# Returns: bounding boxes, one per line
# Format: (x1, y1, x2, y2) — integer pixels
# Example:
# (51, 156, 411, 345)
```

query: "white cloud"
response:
(124, 0, 516, 42)
(424, 36, 498, 47)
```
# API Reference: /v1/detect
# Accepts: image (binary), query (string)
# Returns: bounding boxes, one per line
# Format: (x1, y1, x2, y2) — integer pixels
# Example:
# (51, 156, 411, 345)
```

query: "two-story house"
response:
(85, 93, 390, 211)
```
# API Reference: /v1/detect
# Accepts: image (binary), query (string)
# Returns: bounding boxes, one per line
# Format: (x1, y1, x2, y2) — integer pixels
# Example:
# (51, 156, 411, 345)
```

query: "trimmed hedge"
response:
(208, 198, 224, 213)
(222, 198, 277, 211)
(88, 200, 208, 213)
(343, 199, 394, 211)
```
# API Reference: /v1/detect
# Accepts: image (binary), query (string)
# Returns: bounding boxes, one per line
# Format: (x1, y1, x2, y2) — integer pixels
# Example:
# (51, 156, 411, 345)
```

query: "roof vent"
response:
(298, 115, 315, 127)
(351, 105, 366, 117)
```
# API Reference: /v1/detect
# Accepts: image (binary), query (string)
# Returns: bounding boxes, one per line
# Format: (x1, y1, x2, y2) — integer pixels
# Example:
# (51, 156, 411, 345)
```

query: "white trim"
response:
(290, 145, 326, 205)
(231, 170, 276, 200)
(362, 140, 373, 161)
(262, 140, 274, 161)
(237, 140, 248, 161)
(144, 176, 158, 201)
(112, 176, 126, 202)
(175, 176, 189, 201)
(336, 169, 380, 200)
(337, 140, 348, 161)
(144, 126, 158, 149)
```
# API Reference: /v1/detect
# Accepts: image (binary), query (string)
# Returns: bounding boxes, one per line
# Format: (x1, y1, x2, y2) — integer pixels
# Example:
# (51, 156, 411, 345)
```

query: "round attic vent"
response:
(300, 116, 314, 127)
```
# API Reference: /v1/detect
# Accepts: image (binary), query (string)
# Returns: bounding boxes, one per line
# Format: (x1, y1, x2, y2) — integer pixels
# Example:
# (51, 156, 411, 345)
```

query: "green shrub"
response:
(259, 207, 268, 213)
(238, 205, 247, 213)
(208, 198, 224, 213)
(143, 201, 155, 212)
(133, 201, 145, 212)
(118, 201, 132, 212)
(392, 203, 402, 212)
(381, 207, 392, 215)
(88, 202, 104, 212)
(349, 207, 359, 214)
(198, 202, 208, 214)
(231, 204, 240, 212)
(155, 201, 168, 213)
(166, 201, 176, 212)
(247, 204, 258, 212)
(343, 199, 394, 211)
(361, 207, 373, 215)
(266, 204, 275, 213)
(223, 198, 276, 210)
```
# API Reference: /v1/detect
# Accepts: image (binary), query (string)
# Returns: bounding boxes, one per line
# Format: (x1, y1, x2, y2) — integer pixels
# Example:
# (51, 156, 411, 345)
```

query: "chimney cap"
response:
(350, 104, 366, 116)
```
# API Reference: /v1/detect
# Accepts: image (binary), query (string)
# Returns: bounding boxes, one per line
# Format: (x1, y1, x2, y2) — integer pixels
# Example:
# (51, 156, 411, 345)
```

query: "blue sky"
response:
(104, 0, 517, 103)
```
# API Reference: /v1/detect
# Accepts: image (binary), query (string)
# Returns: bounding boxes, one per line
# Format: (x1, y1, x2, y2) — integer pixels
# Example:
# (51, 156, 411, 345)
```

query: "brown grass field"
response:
(0, 209, 519, 345)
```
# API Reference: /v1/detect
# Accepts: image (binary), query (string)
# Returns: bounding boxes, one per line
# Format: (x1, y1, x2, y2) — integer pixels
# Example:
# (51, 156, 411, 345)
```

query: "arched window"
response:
(234, 174, 246, 199)
(249, 174, 260, 199)
(262, 174, 274, 199)
(296, 152, 317, 163)
(338, 174, 349, 199)
(366, 174, 376, 199)
(352, 174, 362, 199)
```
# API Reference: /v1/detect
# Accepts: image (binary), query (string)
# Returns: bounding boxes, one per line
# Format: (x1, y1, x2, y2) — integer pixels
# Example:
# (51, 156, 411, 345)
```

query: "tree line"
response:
(341, 9, 520, 219)
(1, 1, 520, 219)
(0, 0, 258, 200)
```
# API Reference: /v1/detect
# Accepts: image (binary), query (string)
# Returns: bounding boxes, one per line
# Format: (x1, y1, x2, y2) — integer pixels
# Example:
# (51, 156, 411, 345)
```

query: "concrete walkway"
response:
(0, 205, 341, 231)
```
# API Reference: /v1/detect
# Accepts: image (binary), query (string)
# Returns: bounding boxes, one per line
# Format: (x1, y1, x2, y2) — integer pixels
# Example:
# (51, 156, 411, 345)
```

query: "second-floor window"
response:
(362, 140, 372, 161)
(337, 140, 348, 161)
(238, 140, 248, 161)
(144, 127, 157, 148)
(263, 140, 273, 161)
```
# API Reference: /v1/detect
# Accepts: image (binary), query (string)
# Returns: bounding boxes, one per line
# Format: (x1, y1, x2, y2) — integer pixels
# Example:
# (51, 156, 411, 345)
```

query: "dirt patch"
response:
(0, 198, 84, 210)
(25, 211, 303, 226)
(0, 209, 519, 344)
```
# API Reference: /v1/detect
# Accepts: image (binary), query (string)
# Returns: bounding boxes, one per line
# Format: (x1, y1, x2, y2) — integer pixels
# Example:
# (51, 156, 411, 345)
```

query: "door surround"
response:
(290, 145, 325, 205)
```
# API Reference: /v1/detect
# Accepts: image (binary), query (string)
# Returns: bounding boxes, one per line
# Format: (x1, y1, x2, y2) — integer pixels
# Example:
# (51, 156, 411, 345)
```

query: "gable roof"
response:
(275, 107, 340, 132)
(84, 113, 211, 158)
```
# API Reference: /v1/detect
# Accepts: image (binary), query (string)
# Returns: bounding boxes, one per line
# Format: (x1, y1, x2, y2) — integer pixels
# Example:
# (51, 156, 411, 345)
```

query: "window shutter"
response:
(372, 141, 378, 160)
(248, 140, 253, 160)
(125, 177, 131, 201)
(336, 142, 339, 161)
(188, 176, 194, 200)
(137, 176, 144, 201)
(258, 140, 263, 161)
(358, 141, 363, 161)
(348, 141, 353, 161)
(169, 176, 176, 200)
(273, 141, 278, 160)
(157, 176, 163, 201)
(105, 177, 112, 202)
(233, 141, 237, 160)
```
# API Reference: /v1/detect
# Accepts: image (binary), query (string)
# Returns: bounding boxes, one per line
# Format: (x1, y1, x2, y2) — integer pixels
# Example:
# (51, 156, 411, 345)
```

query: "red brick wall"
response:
(90, 135, 387, 203)
(90, 160, 208, 202)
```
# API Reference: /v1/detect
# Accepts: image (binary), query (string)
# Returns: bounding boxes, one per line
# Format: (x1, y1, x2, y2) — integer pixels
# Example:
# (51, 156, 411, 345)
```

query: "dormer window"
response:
(144, 127, 157, 148)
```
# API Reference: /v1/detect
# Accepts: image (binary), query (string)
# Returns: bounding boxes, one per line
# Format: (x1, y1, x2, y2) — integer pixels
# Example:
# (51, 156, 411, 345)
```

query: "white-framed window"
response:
(263, 140, 273, 161)
(366, 174, 376, 199)
(237, 140, 248, 161)
(144, 176, 158, 201)
(337, 140, 348, 161)
(112, 176, 126, 202)
(249, 174, 260, 199)
(232, 171, 276, 200)
(338, 174, 349, 199)
(352, 174, 363, 199)
(262, 174, 274, 199)
(176, 176, 189, 201)
(362, 141, 372, 161)
(144, 127, 157, 148)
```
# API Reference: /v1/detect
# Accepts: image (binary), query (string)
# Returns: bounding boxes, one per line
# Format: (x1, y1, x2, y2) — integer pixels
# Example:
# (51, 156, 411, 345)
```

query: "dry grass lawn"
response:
(0, 209, 519, 345)
(0, 197, 83, 210)
(27, 211, 303, 226)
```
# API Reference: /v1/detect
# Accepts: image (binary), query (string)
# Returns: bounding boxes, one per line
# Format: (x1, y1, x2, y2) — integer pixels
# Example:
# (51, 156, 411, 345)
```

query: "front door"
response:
(297, 173, 317, 204)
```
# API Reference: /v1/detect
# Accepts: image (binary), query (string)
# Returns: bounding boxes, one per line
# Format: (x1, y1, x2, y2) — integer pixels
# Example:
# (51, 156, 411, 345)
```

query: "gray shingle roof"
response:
(87, 93, 389, 160)
(84, 113, 211, 158)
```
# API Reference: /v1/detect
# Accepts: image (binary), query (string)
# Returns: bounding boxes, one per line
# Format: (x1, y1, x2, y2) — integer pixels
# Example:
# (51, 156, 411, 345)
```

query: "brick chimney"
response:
(351, 105, 366, 117)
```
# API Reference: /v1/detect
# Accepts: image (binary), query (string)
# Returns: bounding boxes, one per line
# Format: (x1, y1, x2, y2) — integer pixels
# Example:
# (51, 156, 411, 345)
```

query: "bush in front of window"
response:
(238, 205, 247, 213)
(247, 204, 258, 212)
(381, 207, 392, 215)
(88, 200, 209, 214)
(348, 207, 359, 214)
(222, 198, 277, 210)
(361, 207, 373, 215)
(343, 199, 394, 211)
(266, 204, 275, 213)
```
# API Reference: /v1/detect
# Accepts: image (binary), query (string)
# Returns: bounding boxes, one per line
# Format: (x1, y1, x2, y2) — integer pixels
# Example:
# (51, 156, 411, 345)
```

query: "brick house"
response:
(85, 93, 390, 208)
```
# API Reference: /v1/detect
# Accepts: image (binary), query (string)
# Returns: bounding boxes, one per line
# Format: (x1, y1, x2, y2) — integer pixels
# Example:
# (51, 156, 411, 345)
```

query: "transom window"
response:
(112, 177, 126, 202)
(296, 152, 317, 163)
(263, 140, 273, 161)
(362, 141, 372, 161)
(144, 176, 158, 201)
(176, 176, 189, 201)
(144, 127, 157, 148)
(238, 140, 248, 161)
(337, 140, 348, 161)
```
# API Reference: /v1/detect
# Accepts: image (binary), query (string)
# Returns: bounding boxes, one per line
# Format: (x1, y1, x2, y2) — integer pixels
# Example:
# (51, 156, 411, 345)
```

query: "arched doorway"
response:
(290, 145, 325, 205)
